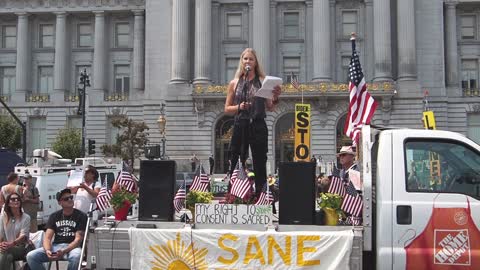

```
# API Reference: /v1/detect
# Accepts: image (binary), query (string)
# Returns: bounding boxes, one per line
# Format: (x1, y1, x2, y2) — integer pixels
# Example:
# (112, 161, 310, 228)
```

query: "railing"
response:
(26, 94, 50, 102)
(64, 94, 80, 102)
(104, 93, 129, 101)
(193, 81, 395, 96)
(463, 88, 480, 97)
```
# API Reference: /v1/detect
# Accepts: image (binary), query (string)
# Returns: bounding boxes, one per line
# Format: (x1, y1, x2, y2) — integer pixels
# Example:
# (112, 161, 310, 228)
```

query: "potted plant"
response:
(110, 184, 138, 220)
(318, 193, 344, 225)
(186, 191, 213, 221)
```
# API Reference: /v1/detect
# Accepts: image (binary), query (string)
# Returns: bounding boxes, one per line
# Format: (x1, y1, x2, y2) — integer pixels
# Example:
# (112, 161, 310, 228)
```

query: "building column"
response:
(193, 0, 211, 85)
(397, 0, 417, 80)
(170, 0, 190, 84)
(305, 1, 313, 81)
(312, 0, 331, 82)
(253, 0, 270, 74)
(14, 13, 29, 101)
(373, 0, 392, 81)
(132, 10, 145, 92)
(365, 0, 374, 81)
(445, 0, 459, 87)
(93, 11, 106, 95)
(53, 12, 68, 100)
(211, 2, 220, 84)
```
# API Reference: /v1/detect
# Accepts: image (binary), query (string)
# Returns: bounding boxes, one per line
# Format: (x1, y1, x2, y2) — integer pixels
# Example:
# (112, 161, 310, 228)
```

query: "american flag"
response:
(341, 180, 363, 217)
(190, 164, 210, 192)
(173, 185, 186, 212)
(344, 38, 378, 144)
(291, 72, 299, 90)
(96, 180, 112, 212)
(341, 216, 362, 226)
(230, 162, 252, 199)
(327, 168, 346, 197)
(255, 184, 273, 206)
(116, 171, 137, 193)
(229, 166, 240, 184)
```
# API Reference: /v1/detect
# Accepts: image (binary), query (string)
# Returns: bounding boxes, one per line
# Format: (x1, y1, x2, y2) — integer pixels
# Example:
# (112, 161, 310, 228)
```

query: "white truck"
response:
(85, 126, 480, 269)
(13, 150, 121, 227)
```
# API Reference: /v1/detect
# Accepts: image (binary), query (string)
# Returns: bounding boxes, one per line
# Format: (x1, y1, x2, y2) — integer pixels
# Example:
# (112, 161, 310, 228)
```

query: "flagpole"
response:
(351, 32, 356, 51)
(183, 176, 187, 224)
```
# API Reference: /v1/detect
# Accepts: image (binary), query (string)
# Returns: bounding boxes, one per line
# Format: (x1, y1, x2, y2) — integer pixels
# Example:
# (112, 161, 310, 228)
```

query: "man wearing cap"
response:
(26, 188, 87, 270)
(22, 174, 40, 232)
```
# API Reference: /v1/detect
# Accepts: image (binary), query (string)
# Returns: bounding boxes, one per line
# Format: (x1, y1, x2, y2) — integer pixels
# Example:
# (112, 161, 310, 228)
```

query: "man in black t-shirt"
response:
(26, 188, 87, 270)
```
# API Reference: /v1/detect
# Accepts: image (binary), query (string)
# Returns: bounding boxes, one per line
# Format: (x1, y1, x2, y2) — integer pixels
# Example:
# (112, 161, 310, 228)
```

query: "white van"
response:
(14, 150, 121, 227)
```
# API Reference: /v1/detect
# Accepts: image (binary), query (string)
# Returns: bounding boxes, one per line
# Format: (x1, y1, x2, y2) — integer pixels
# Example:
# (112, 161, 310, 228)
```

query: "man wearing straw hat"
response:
(337, 145, 358, 184)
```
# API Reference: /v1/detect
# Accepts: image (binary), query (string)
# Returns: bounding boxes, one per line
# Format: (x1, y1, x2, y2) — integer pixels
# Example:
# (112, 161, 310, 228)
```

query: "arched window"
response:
(274, 113, 295, 172)
(336, 114, 352, 161)
(214, 115, 234, 173)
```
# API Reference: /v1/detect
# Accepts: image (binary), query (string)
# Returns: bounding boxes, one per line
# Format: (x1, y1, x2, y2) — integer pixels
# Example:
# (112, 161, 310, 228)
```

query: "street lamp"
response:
(78, 68, 90, 158)
(157, 103, 167, 160)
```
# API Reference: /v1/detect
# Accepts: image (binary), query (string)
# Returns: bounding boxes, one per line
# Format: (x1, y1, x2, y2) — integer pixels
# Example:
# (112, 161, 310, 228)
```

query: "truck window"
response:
(100, 173, 116, 189)
(405, 140, 480, 199)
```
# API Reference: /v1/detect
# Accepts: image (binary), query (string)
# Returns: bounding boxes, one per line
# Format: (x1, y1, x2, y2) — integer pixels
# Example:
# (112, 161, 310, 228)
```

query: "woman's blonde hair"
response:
(234, 48, 266, 79)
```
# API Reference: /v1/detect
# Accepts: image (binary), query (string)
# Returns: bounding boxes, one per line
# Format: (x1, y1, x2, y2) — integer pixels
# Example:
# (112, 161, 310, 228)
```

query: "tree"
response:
(0, 115, 22, 151)
(101, 116, 149, 168)
(52, 128, 82, 160)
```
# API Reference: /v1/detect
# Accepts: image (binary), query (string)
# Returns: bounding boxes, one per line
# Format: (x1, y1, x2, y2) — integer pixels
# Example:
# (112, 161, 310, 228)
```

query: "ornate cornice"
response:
(193, 81, 395, 97)
(192, 81, 396, 126)
(444, 0, 459, 7)
(0, 0, 145, 13)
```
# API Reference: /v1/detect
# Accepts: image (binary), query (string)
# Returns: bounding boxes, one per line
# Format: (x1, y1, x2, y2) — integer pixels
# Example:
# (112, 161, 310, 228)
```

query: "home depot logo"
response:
(434, 229, 471, 266)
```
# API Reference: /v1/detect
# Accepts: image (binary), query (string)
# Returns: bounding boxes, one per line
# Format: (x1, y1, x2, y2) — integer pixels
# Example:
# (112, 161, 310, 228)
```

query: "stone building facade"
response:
(0, 0, 479, 173)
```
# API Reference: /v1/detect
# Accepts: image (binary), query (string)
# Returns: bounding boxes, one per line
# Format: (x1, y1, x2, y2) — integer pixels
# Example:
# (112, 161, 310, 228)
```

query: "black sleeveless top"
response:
(233, 75, 266, 120)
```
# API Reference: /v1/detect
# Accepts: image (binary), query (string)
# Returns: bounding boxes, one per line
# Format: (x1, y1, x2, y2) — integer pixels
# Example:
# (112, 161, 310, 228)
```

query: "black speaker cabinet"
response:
(139, 160, 176, 221)
(279, 162, 316, 225)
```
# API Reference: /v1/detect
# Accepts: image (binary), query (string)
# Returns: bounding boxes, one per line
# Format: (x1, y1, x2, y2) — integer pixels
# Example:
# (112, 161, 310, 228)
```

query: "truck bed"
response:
(86, 219, 363, 270)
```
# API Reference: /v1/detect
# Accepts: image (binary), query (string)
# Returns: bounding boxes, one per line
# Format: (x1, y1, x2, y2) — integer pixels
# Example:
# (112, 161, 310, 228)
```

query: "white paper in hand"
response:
(255, 76, 283, 99)
(67, 169, 84, 187)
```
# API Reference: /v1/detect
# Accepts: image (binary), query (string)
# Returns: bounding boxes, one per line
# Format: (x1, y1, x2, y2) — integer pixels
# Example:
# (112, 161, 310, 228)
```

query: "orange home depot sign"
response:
(294, 103, 311, 161)
(130, 228, 354, 269)
(405, 198, 480, 269)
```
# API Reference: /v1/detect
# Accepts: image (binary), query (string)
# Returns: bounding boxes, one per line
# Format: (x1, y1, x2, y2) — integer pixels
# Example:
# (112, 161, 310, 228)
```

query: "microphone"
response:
(245, 65, 251, 77)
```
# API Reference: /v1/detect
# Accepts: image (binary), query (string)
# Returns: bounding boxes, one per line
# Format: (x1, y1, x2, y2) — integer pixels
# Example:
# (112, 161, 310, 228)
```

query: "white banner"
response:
(195, 203, 272, 225)
(129, 227, 353, 270)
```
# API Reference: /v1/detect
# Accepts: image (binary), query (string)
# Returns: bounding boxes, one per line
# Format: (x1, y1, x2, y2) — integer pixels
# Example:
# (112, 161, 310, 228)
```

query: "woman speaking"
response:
(224, 48, 281, 197)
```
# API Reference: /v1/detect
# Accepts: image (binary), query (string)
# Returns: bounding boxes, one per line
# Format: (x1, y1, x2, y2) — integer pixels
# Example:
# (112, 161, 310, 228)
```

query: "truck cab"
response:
(360, 126, 480, 269)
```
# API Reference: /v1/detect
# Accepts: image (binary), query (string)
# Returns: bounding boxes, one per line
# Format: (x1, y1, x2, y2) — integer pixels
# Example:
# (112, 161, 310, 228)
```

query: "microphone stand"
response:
(239, 69, 251, 169)
(78, 199, 97, 270)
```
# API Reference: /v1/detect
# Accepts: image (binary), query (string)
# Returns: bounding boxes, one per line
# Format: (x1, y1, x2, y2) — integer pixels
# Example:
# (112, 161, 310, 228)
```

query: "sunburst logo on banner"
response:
(149, 232, 209, 270)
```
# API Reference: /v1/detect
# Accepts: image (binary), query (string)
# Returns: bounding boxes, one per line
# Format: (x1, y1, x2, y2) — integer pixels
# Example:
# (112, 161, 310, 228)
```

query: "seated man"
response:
(26, 188, 87, 270)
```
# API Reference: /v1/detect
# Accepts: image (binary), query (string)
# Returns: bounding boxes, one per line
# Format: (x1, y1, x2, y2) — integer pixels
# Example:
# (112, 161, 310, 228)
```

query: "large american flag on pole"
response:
(230, 162, 252, 200)
(96, 180, 112, 212)
(341, 180, 363, 217)
(173, 184, 186, 212)
(190, 164, 210, 192)
(115, 171, 137, 193)
(344, 36, 378, 144)
(255, 184, 273, 206)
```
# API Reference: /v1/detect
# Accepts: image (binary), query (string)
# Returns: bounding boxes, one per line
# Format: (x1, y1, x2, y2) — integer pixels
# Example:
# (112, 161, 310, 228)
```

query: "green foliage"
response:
(52, 128, 82, 160)
(186, 191, 214, 210)
(101, 116, 149, 168)
(110, 187, 138, 211)
(318, 192, 344, 216)
(0, 115, 22, 151)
